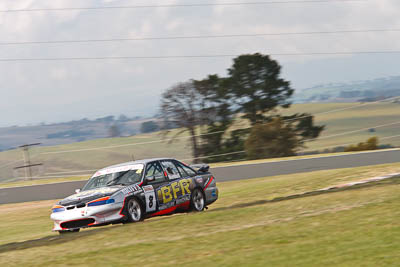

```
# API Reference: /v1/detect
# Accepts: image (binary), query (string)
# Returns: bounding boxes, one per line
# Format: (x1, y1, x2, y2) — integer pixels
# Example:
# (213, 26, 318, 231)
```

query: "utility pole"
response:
(14, 143, 43, 180)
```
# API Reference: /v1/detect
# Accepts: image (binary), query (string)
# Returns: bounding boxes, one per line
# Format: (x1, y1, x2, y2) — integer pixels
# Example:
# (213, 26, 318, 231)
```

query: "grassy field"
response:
(1, 163, 400, 266)
(0, 102, 399, 182)
(285, 102, 400, 151)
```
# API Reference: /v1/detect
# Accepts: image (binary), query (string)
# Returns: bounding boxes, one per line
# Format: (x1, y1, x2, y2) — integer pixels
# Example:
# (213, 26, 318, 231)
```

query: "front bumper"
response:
(50, 202, 124, 231)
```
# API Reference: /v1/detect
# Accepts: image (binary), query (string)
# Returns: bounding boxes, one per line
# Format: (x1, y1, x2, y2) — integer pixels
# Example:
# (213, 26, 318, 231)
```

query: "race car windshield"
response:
(82, 168, 143, 191)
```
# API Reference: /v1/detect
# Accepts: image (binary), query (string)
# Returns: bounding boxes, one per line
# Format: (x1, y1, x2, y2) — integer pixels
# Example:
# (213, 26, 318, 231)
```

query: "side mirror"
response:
(198, 165, 210, 173)
(75, 189, 81, 194)
(190, 164, 210, 173)
(146, 176, 155, 182)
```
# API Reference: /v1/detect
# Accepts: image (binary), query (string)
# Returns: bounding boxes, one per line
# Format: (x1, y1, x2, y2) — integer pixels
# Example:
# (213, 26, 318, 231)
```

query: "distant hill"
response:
(0, 116, 159, 151)
(293, 76, 400, 103)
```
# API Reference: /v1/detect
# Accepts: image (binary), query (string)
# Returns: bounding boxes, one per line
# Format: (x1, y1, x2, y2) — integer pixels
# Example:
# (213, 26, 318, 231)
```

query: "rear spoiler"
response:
(190, 164, 210, 173)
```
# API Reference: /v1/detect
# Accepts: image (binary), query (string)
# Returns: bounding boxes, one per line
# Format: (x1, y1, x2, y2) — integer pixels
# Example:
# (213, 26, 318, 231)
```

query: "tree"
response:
(141, 121, 160, 133)
(245, 118, 299, 159)
(227, 53, 294, 125)
(108, 124, 121, 137)
(193, 75, 236, 161)
(344, 137, 378, 152)
(244, 116, 324, 159)
(283, 113, 325, 141)
(160, 81, 208, 161)
(159, 53, 324, 163)
(118, 114, 129, 122)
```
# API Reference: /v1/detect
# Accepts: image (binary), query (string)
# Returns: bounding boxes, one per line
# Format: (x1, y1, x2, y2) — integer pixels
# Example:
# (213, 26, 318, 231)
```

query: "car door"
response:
(142, 161, 169, 213)
(160, 160, 191, 206)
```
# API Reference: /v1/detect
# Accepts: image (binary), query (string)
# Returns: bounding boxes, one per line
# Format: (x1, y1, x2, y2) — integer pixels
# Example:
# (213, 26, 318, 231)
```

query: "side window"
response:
(161, 160, 181, 180)
(175, 161, 197, 177)
(175, 163, 189, 178)
(145, 161, 166, 184)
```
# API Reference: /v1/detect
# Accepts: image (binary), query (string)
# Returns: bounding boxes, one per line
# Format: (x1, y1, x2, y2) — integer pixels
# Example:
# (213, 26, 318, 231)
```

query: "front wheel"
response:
(126, 198, 144, 222)
(190, 188, 205, 212)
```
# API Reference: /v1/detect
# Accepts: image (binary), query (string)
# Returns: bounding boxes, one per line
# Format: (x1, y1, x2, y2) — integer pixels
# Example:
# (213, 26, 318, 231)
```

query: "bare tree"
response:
(160, 81, 208, 162)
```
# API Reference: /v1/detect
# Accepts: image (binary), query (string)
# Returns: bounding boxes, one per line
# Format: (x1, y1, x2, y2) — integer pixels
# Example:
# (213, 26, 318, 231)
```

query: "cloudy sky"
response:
(0, 0, 399, 127)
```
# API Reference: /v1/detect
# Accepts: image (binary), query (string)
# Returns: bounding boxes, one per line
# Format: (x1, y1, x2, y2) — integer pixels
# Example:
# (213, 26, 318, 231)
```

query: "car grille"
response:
(66, 203, 86, 210)
(61, 218, 95, 229)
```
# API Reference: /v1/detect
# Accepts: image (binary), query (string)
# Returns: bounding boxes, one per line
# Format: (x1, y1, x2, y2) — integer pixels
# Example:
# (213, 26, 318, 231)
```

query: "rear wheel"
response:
(126, 198, 144, 222)
(190, 188, 205, 212)
(58, 229, 80, 235)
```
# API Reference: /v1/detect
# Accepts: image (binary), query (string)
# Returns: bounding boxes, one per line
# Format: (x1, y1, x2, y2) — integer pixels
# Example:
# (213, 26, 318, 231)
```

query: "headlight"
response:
(52, 205, 65, 213)
(87, 197, 115, 207)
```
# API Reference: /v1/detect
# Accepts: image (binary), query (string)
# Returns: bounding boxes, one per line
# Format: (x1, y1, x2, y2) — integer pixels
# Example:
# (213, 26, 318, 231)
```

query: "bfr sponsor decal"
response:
(157, 179, 192, 205)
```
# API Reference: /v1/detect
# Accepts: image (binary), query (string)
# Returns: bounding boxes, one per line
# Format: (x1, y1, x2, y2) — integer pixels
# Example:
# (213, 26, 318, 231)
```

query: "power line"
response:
(38, 131, 227, 155)
(1, 50, 400, 62)
(381, 134, 400, 141)
(316, 121, 400, 140)
(30, 133, 400, 178)
(30, 131, 400, 176)
(0, 0, 367, 13)
(1, 29, 398, 46)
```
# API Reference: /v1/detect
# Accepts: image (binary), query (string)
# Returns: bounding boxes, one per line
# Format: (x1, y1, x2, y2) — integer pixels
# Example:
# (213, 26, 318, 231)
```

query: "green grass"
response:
(0, 102, 399, 182)
(1, 163, 400, 266)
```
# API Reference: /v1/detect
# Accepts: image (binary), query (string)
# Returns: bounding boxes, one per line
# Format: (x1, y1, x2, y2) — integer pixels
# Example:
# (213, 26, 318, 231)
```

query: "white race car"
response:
(51, 158, 218, 234)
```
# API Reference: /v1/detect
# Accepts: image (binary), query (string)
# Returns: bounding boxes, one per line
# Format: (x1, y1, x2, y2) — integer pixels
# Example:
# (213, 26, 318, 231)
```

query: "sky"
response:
(0, 0, 399, 127)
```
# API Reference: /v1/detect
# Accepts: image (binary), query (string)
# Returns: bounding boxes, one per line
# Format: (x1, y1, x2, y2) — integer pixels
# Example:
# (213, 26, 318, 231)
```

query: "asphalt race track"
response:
(0, 149, 399, 205)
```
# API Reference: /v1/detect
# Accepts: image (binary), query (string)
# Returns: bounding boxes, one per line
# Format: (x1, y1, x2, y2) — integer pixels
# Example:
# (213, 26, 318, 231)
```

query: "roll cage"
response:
(140, 159, 198, 185)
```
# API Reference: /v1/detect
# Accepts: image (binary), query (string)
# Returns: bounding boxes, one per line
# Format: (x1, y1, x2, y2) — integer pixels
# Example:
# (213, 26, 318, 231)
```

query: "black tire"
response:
(190, 188, 205, 212)
(125, 198, 144, 222)
(58, 229, 80, 235)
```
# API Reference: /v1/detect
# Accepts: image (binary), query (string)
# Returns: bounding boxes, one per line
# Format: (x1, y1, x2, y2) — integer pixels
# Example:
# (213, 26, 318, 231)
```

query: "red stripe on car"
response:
(151, 206, 177, 217)
(204, 176, 214, 190)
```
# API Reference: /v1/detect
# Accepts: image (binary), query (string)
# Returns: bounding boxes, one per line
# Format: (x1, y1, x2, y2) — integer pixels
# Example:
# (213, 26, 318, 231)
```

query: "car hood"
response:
(59, 186, 122, 206)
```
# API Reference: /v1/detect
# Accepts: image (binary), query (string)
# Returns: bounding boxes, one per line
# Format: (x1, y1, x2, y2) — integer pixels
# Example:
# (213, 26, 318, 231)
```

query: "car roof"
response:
(97, 158, 176, 171)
